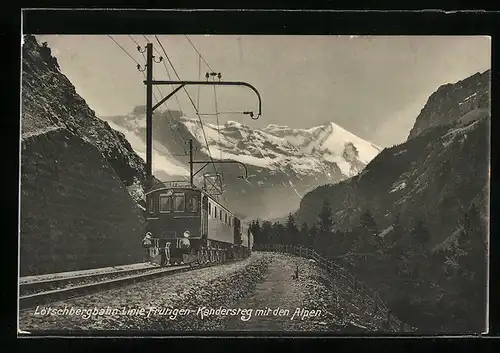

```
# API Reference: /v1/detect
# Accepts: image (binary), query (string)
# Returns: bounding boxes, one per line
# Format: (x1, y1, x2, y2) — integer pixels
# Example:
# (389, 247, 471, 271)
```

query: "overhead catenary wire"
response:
(128, 34, 140, 47)
(140, 70, 188, 156)
(153, 35, 223, 197)
(135, 36, 234, 207)
(182, 37, 236, 207)
(198, 111, 248, 116)
(109, 34, 189, 175)
(184, 45, 232, 206)
(153, 35, 219, 177)
(184, 35, 215, 73)
(196, 54, 202, 113)
(107, 35, 140, 65)
(143, 35, 184, 115)
(130, 37, 188, 156)
(213, 83, 222, 161)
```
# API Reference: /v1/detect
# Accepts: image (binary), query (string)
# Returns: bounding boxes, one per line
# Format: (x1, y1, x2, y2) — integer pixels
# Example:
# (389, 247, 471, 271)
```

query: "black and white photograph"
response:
(18, 29, 491, 335)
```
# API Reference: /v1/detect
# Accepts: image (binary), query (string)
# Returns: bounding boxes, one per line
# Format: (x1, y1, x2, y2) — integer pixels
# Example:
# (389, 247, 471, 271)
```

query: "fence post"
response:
(373, 292, 378, 313)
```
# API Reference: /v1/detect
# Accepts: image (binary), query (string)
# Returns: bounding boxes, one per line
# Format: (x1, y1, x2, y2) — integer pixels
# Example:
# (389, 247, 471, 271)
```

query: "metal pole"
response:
(145, 43, 153, 191)
(189, 139, 194, 187)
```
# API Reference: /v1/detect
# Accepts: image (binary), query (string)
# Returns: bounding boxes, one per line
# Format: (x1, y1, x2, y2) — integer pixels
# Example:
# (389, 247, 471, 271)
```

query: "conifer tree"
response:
(317, 200, 334, 233)
(261, 220, 273, 245)
(309, 223, 319, 249)
(285, 213, 299, 245)
(412, 219, 430, 244)
(360, 209, 378, 236)
(300, 221, 309, 246)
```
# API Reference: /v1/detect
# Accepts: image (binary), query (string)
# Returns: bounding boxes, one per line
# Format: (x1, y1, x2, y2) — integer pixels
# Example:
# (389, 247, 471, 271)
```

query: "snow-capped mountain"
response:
(101, 108, 381, 220)
(182, 117, 381, 178)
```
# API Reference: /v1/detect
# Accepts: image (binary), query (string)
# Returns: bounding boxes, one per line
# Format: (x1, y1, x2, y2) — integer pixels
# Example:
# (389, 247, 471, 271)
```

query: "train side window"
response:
(214, 206, 217, 219)
(187, 195, 198, 212)
(229, 217, 231, 226)
(220, 210, 223, 221)
(159, 194, 171, 213)
(173, 192, 185, 212)
(208, 203, 212, 216)
(148, 197, 155, 214)
(225, 213, 228, 224)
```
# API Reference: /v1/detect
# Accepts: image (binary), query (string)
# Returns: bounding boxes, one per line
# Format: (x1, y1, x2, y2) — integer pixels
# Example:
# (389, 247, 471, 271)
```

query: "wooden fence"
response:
(255, 243, 416, 332)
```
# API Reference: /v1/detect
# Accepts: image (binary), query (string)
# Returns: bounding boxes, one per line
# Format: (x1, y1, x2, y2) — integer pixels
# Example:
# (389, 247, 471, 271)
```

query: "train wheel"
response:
(203, 248, 208, 264)
(165, 250, 171, 267)
(198, 249, 204, 265)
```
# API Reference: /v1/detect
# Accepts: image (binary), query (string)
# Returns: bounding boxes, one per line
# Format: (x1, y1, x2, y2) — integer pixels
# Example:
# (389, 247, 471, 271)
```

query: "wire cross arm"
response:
(192, 160, 249, 179)
(145, 80, 262, 119)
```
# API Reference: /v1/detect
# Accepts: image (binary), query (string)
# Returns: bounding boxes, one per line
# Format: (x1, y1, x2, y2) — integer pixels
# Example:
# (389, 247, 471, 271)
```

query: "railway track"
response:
(19, 258, 246, 310)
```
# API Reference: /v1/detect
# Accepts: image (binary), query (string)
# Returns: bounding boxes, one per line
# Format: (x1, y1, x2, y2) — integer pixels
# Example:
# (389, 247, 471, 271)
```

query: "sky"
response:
(35, 35, 491, 147)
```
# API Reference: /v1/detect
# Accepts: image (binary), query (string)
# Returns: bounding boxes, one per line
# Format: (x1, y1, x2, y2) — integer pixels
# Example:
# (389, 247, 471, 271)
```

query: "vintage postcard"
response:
(18, 16, 491, 335)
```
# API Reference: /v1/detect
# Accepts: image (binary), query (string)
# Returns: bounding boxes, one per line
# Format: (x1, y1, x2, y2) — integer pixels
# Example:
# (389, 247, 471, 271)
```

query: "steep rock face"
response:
(22, 35, 148, 206)
(408, 69, 490, 140)
(20, 35, 149, 275)
(102, 110, 381, 220)
(20, 128, 145, 276)
(295, 70, 490, 249)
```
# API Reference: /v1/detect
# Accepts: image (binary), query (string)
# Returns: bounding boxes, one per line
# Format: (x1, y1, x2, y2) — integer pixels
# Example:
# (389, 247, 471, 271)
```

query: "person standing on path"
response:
(142, 232, 153, 263)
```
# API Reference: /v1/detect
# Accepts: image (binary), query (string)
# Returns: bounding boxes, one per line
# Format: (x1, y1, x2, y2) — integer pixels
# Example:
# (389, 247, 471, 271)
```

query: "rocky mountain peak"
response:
(407, 69, 490, 140)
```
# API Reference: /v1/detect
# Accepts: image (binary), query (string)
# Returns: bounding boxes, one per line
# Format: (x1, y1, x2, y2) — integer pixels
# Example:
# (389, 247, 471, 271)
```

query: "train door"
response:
(201, 195, 209, 239)
(234, 217, 241, 245)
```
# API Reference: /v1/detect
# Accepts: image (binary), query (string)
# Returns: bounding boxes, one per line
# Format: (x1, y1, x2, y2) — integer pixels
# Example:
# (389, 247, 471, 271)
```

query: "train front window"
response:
(174, 193, 185, 212)
(159, 194, 171, 213)
(148, 197, 155, 214)
(187, 195, 198, 212)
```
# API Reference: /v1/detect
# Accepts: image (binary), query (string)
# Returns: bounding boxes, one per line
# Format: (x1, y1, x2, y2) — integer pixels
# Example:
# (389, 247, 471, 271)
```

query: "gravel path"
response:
(205, 253, 382, 332)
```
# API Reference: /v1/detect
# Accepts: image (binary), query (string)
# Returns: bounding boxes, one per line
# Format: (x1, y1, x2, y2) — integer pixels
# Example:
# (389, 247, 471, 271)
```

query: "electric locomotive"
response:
(144, 181, 251, 266)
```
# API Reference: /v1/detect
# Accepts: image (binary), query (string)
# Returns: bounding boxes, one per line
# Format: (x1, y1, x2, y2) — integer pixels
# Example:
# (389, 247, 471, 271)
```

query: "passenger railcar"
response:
(143, 181, 251, 266)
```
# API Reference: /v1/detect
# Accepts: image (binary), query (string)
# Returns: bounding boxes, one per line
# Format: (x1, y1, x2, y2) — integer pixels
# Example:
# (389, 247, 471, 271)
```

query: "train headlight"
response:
(146, 232, 152, 237)
(183, 230, 190, 238)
